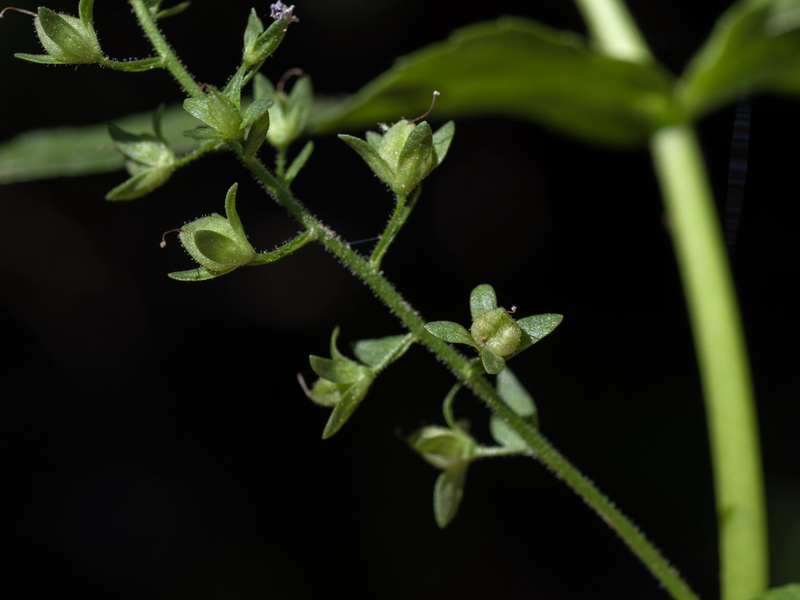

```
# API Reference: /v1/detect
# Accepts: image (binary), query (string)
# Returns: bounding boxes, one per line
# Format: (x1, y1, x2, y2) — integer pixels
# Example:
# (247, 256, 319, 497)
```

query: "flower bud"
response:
(300, 328, 377, 438)
(242, 4, 298, 68)
(253, 73, 313, 151)
(339, 116, 454, 196)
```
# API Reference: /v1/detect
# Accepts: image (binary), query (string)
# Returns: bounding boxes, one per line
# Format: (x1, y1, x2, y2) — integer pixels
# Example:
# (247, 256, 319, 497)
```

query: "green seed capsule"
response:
(470, 307, 521, 357)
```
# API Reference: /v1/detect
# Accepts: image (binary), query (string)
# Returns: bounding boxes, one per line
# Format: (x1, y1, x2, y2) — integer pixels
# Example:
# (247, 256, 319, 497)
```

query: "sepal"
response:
(183, 87, 243, 142)
(241, 98, 272, 158)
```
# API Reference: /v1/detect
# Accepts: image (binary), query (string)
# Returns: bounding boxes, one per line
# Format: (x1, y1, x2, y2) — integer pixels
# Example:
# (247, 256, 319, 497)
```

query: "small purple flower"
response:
(270, 2, 299, 22)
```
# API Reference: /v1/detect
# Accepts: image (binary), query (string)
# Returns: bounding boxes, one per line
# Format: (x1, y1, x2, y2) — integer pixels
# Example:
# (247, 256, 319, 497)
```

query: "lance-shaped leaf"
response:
(681, 0, 800, 119)
(338, 134, 395, 187)
(480, 348, 506, 375)
(352, 334, 413, 369)
(313, 17, 676, 147)
(434, 464, 469, 528)
(425, 321, 477, 348)
(514, 314, 563, 354)
(490, 368, 538, 450)
(470, 283, 498, 319)
(183, 87, 242, 141)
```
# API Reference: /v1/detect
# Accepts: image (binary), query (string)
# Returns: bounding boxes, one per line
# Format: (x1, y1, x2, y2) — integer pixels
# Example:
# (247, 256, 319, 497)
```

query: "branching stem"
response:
(236, 144, 700, 600)
(129, 0, 204, 98)
(124, 3, 709, 597)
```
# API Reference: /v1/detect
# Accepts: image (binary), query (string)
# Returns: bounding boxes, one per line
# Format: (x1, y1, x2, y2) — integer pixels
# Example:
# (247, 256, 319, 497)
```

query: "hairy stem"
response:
(573, 1, 768, 598)
(370, 190, 417, 267)
(129, 0, 204, 98)
(240, 147, 699, 600)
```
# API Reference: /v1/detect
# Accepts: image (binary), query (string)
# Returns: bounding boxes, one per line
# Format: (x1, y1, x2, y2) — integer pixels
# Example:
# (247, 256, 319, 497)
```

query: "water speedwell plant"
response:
(2, 1, 799, 599)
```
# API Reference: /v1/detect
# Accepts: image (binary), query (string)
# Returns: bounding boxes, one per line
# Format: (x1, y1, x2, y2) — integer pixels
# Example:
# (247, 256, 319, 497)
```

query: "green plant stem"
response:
(651, 126, 767, 600)
(573, 0, 650, 62)
(129, 0, 204, 98)
(574, 1, 768, 598)
(125, 2, 700, 592)
(370, 188, 420, 267)
(240, 148, 699, 600)
(253, 229, 316, 265)
(172, 140, 220, 168)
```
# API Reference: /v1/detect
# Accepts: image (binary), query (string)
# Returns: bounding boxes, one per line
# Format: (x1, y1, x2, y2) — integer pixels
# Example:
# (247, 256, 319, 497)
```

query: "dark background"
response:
(2, 1, 798, 598)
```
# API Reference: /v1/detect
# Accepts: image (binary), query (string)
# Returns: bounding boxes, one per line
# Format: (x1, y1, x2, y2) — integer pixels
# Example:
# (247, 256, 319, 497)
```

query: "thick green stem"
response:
(651, 127, 767, 600)
(241, 148, 699, 600)
(571, 0, 651, 62)
(129, 0, 204, 98)
(573, 1, 768, 598)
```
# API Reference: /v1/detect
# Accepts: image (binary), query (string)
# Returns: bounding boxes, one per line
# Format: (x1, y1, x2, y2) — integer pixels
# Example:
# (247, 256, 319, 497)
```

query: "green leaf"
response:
(753, 584, 800, 600)
(243, 8, 265, 58)
(308, 355, 365, 383)
(107, 123, 172, 166)
(167, 266, 224, 281)
(490, 368, 538, 450)
(241, 98, 272, 129)
(338, 134, 394, 187)
(153, 1, 191, 20)
(0, 105, 198, 184)
(223, 182, 245, 234)
(284, 140, 314, 184)
(395, 120, 433, 194)
(681, 0, 800, 118)
(13, 53, 63, 65)
(431, 120, 455, 166)
(434, 464, 469, 528)
(78, 0, 95, 26)
(470, 284, 498, 319)
(352, 334, 411, 368)
(183, 88, 242, 140)
(480, 348, 505, 375)
(424, 321, 476, 347)
(516, 313, 563, 351)
(321, 375, 374, 439)
(313, 17, 676, 146)
(105, 166, 172, 201)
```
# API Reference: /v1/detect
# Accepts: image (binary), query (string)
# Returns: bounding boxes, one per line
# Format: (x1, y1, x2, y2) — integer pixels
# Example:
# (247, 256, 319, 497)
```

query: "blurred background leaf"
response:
(0, 17, 677, 184)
